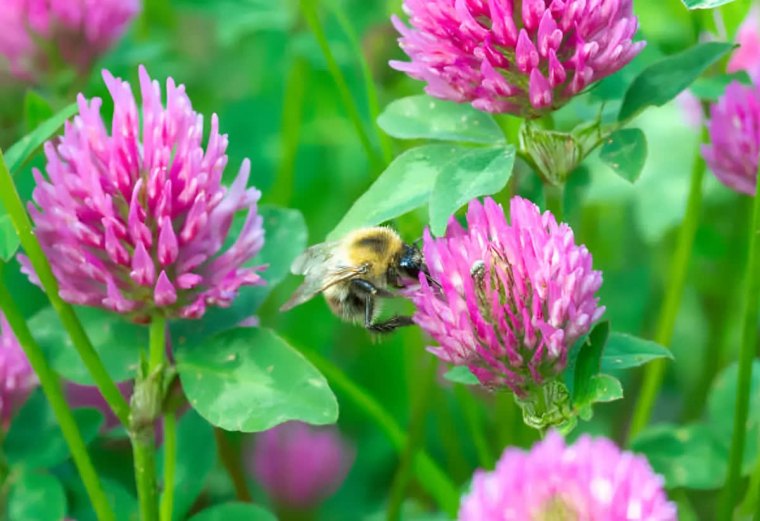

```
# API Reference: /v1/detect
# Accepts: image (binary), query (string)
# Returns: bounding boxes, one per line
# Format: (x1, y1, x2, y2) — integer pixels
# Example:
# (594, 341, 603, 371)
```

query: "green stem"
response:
(300, 0, 383, 170)
(0, 149, 130, 426)
(133, 317, 165, 521)
(133, 433, 159, 521)
(214, 428, 253, 503)
(434, 392, 469, 482)
(149, 316, 166, 375)
(387, 358, 438, 521)
(544, 182, 564, 220)
(718, 160, 760, 519)
(159, 411, 177, 521)
(269, 55, 307, 207)
(494, 391, 519, 449)
(0, 448, 7, 491)
(680, 293, 735, 422)
(681, 197, 750, 422)
(495, 113, 522, 146)
(673, 489, 699, 521)
(738, 430, 760, 518)
(326, 0, 394, 165)
(0, 271, 115, 521)
(627, 126, 707, 442)
(455, 385, 494, 469)
(301, 347, 460, 517)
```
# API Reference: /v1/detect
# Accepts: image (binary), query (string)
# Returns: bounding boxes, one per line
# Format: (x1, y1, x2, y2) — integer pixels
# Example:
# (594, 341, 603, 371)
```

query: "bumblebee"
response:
(280, 226, 430, 333)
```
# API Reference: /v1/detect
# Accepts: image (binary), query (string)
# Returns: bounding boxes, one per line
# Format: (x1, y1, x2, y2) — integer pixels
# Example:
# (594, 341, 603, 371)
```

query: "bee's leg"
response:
(350, 278, 394, 298)
(367, 315, 415, 333)
(349, 279, 382, 329)
(350, 279, 412, 333)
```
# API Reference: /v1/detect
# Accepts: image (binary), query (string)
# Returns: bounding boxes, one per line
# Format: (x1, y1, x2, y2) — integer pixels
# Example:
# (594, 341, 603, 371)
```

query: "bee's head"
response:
(398, 243, 437, 287)
(397, 243, 421, 276)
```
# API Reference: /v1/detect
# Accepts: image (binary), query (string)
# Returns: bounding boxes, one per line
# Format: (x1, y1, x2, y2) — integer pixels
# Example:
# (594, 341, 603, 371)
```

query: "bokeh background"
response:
(1, 0, 756, 519)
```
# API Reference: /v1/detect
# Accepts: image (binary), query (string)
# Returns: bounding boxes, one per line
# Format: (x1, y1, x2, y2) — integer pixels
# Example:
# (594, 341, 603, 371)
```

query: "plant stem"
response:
(627, 127, 707, 442)
(738, 430, 760, 518)
(326, 0, 394, 165)
(387, 357, 437, 521)
(681, 197, 749, 422)
(214, 428, 253, 503)
(0, 445, 7, 516)
(301, 347, 460, 517)
(496, 113, 522, 146)
(133, 316, 165, 521)
(718, 160, 760, 519)
(133, 432, 159, 521)
(455, 385, 494, 469)
(0, 444, 7, 491)
(159, 410, 177, 521)
(544, 182, 564, 220)
(0, 149, 130, 426)
(679, 293, 734, 422)
(149, 316, 166, 376)
(0, 270, 116, 521)
(269, 55, 307, 207)
(300, 0, 383, 171)
(494, 391, 518, 449)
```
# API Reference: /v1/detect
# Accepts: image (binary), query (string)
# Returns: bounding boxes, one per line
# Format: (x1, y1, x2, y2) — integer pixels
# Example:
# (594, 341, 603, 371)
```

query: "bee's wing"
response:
(290, 241, 341, 275)
(280, 264, 364, 311)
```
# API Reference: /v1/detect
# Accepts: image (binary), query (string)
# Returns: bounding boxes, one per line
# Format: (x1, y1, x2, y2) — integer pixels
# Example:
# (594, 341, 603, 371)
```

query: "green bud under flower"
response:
(520, 120, 602, 185)
(515, 379, 576, 433)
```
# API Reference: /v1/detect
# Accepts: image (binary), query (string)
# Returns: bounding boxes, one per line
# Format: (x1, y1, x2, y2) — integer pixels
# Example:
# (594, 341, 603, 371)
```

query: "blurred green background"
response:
(2, 0, 758, 518)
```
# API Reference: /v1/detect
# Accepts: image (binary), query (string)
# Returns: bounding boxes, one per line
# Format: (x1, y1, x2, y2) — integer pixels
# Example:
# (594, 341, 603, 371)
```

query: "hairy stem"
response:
(132, 316, 166, 521)
(159, 410, 177, 521)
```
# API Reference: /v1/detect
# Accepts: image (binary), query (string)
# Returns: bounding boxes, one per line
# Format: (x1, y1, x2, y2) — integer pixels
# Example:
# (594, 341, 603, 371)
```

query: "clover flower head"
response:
(703, 81, 760, 195)
(0, 0, 140, 81)
(728, 7, 760, 83)
(391, 0, 645, 116)
(246, 421, 354, 511)
(460, 431, 677, 520)
(411, 196, 604, 397)
(23, 65, 266, 321)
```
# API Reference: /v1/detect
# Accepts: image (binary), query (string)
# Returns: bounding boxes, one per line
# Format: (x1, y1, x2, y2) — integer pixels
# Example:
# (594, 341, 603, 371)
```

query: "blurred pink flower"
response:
(246, 421, 354, 511)
(460, 431, 677, 520)
(702, 81, 760, 195)
(0, 0, 140, 81)
(410, 196, 604, 397)
(675, 91, 704, 128)
(0, 313, 37, 429)
(390, 0, 645, 116)
(728, 7, 760, 83)
(66, 381, 132, 430)
(22, 65, 266, 321)
(679, 9, 760, 128)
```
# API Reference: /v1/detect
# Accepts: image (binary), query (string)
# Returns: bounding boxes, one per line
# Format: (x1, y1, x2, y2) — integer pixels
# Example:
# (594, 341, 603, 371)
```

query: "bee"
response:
(280, 226, 431, 333)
